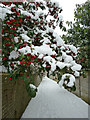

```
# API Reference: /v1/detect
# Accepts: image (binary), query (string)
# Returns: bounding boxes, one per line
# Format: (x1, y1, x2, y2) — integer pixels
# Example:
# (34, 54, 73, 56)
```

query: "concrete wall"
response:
(1, 73, 42, 119)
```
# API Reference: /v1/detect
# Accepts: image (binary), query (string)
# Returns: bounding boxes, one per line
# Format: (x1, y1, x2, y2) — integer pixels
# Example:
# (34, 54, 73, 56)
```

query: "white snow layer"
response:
(0, 65, 7, 72)
(20, 34, 31, 43)
(71, 64, 82, 71)
(30, 84, 37, 89)
(56, 61, 65, 69)
(21, 77, 88, 118)
(74, 71, 80, 77)
(68, 45, 77, 54)
(9, 51, 19, 59)
(0, 3, 15, 20)
(59, 74, 75, 87)
(18, 46, 31, 55)
(33, 44, 56, 56)
(0, 1, 82, 78)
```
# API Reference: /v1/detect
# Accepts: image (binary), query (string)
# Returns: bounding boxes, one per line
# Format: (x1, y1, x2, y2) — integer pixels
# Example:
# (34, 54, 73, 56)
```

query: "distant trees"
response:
(62, 0, 90, 70)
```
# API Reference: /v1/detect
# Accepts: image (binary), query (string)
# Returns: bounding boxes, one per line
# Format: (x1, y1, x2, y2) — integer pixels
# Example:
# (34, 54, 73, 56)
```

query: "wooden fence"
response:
(45, 71, 89, 104)
(0, 73, 2, 120)
(0, 70, 89, 119)
(72, 70, 89, 104)
(0, 73, 42, 119)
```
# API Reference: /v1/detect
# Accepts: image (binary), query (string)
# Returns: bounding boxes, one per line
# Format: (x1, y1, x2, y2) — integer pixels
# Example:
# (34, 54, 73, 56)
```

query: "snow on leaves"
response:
(1, 0, 82, 91)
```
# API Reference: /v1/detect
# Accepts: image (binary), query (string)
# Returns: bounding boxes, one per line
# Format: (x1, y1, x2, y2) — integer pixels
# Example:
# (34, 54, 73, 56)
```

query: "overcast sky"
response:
(54, 0, 87, 35)
(59, 0, 87, 22)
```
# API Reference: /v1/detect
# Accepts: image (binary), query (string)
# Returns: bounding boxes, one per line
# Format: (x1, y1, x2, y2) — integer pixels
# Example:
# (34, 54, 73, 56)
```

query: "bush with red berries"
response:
(1, 0, 82, 97)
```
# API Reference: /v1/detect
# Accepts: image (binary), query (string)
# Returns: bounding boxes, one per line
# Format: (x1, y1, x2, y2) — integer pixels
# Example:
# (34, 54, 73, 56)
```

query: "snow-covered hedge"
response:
(1, 0, 82, 97)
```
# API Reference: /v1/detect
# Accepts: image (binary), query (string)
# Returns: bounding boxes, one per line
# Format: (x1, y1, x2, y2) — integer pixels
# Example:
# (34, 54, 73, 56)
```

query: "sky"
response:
(53, 0, 87, 35)
(59, 0, 87, 22)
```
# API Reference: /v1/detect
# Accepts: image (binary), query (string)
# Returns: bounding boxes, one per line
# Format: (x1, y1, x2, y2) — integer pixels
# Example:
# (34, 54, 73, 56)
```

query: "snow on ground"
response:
(21, 76, 88, 118)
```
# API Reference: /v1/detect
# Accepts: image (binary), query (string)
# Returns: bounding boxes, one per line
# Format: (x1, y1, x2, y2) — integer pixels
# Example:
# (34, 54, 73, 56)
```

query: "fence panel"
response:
(1, 73, 42, 119)
(72, 71, 89, 104)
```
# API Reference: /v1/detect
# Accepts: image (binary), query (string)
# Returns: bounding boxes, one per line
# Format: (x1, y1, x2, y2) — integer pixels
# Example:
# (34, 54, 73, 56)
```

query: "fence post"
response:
(79, 77, 81, 97)
(0, 73, 2, 120)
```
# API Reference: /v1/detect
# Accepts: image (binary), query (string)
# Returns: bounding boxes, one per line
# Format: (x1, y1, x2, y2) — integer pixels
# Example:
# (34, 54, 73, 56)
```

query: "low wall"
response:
(1, 73, 42, 119)
(72, 70, 89, 104)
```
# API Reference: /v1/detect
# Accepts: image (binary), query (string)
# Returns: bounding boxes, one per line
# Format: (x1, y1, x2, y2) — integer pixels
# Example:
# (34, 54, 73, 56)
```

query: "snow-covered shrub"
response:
(1, 0, 82, 97)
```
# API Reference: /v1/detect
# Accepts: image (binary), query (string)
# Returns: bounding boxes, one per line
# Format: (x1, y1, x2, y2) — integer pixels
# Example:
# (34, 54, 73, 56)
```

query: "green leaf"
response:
(29, 88, 36, 98)
(71, 85, 76, 91)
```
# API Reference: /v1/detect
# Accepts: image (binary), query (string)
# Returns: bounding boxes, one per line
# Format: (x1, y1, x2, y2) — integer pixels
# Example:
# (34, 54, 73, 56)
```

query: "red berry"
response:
(58, 46, 61, 48)
(9, 77, 12, 80)
(26, 75, 29, 77)
(27, 53, 31, 55)
(10, 19, 15, 22)
(19, 72, 23, 75)
(51, 55, 56, 58)
(3, 57, 7, 60)
(16, 12, 20, 16)
(19, 18, 22, 23)
(46, 66, 51, 68)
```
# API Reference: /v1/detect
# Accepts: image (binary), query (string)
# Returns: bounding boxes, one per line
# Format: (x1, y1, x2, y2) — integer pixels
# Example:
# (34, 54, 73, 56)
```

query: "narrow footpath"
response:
(22, 76, 88, 118)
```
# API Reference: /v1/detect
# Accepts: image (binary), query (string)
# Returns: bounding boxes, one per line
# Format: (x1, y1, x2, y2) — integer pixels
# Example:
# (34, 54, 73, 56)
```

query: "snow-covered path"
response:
(22, 76, 88, 118)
